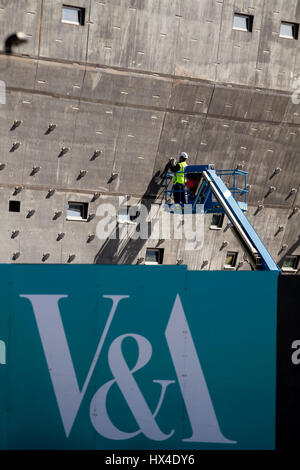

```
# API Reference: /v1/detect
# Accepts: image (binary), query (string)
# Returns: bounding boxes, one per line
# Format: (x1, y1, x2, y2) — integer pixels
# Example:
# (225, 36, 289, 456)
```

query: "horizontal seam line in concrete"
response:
(6, 85, 300, 127)
(0, 182, 153, 200)
(0, 52, 294, 95)
(0, 183, 295, 209)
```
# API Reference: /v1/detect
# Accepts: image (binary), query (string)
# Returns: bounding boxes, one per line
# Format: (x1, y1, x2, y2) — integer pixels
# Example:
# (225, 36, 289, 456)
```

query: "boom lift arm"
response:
(165, 164, 280, 272)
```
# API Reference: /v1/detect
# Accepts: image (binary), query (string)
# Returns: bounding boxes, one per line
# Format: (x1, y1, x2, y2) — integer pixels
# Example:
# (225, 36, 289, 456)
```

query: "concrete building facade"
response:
(0, 0, 299, 272)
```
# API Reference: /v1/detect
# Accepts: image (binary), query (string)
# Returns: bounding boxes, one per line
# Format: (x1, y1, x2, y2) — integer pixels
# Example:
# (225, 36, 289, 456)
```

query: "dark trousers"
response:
(173, 183, 186, 204)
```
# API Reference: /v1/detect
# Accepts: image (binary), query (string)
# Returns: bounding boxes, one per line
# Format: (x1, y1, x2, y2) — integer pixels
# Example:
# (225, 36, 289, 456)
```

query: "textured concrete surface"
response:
(0, 0, 299, 272)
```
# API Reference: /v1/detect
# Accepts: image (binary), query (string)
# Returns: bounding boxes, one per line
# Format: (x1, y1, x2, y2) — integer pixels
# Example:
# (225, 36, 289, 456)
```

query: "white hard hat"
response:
(180, 152, 188, 159)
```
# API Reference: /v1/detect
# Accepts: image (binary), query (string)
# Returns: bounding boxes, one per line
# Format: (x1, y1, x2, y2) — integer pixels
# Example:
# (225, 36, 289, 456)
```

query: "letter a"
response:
(165, 294, 236, 443)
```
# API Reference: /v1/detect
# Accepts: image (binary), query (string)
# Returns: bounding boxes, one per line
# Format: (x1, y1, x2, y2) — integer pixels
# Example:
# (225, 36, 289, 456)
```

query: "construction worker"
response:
(168, 152, 188, 204)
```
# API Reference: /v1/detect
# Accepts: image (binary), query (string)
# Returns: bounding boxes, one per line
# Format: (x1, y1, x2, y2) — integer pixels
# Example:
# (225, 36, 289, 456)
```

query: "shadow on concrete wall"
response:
(94, 166, 169, 265)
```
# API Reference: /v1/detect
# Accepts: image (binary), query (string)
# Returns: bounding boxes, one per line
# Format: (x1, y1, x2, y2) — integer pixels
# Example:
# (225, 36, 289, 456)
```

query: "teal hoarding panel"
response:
(0, 265, 12, 450)
(185, 271, 278, 450)
(0, 265, 277, 449)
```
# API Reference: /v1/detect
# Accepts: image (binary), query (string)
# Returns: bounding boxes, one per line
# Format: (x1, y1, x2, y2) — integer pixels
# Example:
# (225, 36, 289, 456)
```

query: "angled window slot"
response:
(62, 5, 85, 25)
(145, 248, 164, 265)
(233, 13, 254, 32)
(67, 202, 88, 220)
(280, 21, 299, 39)
(210, 213, 224, 230)
(282, 255, 299, 271)
(224, 251, 238, 268)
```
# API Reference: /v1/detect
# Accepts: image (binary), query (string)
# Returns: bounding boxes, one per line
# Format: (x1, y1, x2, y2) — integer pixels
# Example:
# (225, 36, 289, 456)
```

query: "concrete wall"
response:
(2, 0, 300, 90)
(0, 0, 299, 272)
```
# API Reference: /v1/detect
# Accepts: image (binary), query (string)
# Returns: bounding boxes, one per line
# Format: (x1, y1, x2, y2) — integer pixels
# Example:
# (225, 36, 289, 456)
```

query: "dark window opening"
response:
(282, 255, 299, 270)
(280, 22, 299, 39)
(225, 251, 238, 268)
(210, 213, 224, 229)
(233, 13, 254, 32)
(145, 248, 164, 265)
(62, 5, 85, 25)
(9, 200, 20, 212)
(67, 202, 88, 220)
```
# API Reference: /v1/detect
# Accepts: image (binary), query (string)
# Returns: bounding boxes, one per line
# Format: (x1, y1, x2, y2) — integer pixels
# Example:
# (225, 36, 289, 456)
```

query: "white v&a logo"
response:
(20, 294, 236, 444)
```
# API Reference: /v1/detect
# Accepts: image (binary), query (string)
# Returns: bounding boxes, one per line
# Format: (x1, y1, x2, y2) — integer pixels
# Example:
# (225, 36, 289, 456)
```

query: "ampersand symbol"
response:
(89, 333, 175, 440)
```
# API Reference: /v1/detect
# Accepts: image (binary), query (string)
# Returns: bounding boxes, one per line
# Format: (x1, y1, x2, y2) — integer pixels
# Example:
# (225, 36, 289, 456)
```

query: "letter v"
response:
(20, 294, 129, 437)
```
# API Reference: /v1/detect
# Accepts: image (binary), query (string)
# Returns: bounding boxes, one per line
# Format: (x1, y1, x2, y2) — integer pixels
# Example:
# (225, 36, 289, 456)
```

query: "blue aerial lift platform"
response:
(165, 164, 280, 272)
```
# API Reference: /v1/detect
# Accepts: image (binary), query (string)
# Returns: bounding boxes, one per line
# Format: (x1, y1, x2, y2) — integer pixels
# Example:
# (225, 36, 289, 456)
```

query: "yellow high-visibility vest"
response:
(173, 161, 187, 185)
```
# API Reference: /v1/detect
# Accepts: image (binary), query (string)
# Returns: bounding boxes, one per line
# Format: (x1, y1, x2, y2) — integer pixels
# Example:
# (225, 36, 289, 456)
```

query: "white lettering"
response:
(0, 80, 5, 105)
(90, 333, 175, 440)
(20, 292, 237, 444)
(106, 455, 140, 466)
(96, 203, 117, 240)
(165, 294, 236, 444)
(129, 205, 149, 240)
(0, 340, 6, 365)
(20, 294, 129, 437)
(291, 340, 300, 365)
(292, 79, 300, 105)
